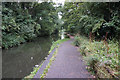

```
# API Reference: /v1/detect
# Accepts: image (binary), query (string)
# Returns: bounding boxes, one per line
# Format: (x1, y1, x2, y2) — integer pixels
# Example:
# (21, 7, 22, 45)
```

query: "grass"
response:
(49, 38, 70, 53)
(24, 62, 43, 79)
(23, 38, 70, 79)
(40, 46, 58, 78)
(40, 38, 70, 78)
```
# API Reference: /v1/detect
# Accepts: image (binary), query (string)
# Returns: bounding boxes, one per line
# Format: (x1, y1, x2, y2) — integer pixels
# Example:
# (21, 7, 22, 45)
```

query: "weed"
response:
(74, 35, 119, 78)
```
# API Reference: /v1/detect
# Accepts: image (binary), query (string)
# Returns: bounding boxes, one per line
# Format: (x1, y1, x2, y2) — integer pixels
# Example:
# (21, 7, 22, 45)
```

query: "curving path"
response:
(45, 39, 93, 78)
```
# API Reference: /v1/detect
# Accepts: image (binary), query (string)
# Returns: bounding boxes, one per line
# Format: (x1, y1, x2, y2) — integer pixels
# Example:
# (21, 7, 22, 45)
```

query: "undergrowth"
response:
(73, 35, 119, 78)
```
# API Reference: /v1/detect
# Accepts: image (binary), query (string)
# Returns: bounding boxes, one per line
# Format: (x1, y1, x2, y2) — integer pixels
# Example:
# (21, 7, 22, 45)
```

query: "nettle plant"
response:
(74, 34, 119, 73)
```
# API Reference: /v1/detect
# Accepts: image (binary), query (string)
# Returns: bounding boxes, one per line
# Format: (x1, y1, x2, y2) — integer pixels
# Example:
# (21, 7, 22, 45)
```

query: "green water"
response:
(2, 36, 59, 78)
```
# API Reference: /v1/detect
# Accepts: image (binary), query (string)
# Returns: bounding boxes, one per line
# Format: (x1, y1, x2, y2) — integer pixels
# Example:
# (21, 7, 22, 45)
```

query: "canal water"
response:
(2, 36, 59, 78)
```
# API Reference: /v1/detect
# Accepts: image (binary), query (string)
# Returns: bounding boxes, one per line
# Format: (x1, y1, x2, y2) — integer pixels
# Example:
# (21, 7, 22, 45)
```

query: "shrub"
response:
(64, 34, 70, 38)
(85, 54, 99, 66)
(79, 45, 86, 56)
(74, 35, 119, 78)
(73, 36, 80, 47)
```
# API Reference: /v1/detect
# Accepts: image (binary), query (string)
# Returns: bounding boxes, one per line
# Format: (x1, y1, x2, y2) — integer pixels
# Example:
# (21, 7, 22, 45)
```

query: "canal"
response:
(2, 36, 59, 78)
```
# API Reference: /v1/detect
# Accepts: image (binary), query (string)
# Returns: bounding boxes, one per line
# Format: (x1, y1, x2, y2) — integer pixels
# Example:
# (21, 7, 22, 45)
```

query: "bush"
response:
(2, 2, 60, 49)
(64, 34, 70, 38)
(85, 54, 99, 68)
(79, 45, 86, 56)
(75, 35, 119, 78)
(73, 36, 80, 47)
(2, 33, 26, 49)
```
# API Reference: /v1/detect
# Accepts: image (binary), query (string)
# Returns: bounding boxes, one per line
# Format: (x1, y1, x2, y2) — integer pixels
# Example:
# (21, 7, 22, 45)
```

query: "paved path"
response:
(45, 39, 93, 78)
(34, 48, 56, 78)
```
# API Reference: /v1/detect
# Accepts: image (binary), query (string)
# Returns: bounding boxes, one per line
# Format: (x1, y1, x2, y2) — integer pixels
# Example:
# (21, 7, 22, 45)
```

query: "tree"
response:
(62, 2, 120, 39)
(2, 2, 60, 49)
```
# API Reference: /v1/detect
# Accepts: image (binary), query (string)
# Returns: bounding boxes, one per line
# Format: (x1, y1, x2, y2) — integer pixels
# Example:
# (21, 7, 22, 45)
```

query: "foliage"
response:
(62, 2, 120, 40)
(24, 38, 70, 79)
(2, 2, 60, 49)
(24, 62, 43, 79)
(40, 47, 58, 78)
(2, 33, 26, 49)
(40, 38, 70, 78)
(73, 35, 88, 47)
(73, 36, 80, 46)
(74, 35, 119, 78)
(49, 38, 70, 53)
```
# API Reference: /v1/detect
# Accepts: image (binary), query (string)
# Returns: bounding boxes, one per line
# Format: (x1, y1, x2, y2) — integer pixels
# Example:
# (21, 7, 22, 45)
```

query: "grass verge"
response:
(40, 46, 58, 78)
(40, 38, 70, 78)
(24, 62, 43, 79)
(23, 38, 70, 79)
(49, 38, 70, 53)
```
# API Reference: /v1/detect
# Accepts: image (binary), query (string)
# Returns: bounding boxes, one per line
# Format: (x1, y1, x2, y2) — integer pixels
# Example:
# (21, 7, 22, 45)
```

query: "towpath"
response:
(45, 39, 93, 78)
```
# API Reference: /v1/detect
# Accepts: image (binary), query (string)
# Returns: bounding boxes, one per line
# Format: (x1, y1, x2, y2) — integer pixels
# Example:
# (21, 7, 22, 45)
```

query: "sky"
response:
(38, 0, 65, 5)
(52, 0, 65, 6)
(38, 0, 65, 19)
(52, 0, 65, 19)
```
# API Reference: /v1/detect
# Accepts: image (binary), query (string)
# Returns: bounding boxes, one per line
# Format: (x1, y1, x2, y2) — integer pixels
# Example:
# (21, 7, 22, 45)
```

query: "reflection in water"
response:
(2, 36, 59, 78)
(61, 29, 65, 39)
